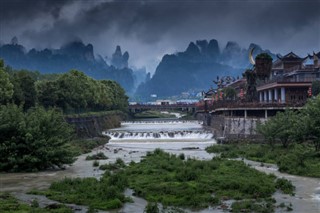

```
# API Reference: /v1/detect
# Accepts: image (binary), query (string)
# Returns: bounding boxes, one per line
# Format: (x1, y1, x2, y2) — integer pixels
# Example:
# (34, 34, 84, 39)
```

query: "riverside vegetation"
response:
(30, 149, 294, 212)
(0, 192, 73, 213)
(0, 58, 129, 211)
(132, 110, 177, 119)
(0, 58, 128, 172)
(207, 94, 320, 178)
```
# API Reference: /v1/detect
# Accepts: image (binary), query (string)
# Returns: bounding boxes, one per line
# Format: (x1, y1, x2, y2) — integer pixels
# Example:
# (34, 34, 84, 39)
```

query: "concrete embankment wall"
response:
(65, 113, 125, 138)
(197, 113, 266, 140)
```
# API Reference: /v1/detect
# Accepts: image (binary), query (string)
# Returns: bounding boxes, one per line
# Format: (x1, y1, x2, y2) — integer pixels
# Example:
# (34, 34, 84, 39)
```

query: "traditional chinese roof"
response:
(277, 52, 307, 62)
(204, 88, 215, 96)
(307, 51, 320, 59)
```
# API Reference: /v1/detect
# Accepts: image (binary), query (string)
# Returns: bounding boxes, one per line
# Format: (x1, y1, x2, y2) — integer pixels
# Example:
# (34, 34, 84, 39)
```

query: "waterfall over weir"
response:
(103, 120, 214, 142)
(104, 130, 214, 141)
(121, 120, 203, 125)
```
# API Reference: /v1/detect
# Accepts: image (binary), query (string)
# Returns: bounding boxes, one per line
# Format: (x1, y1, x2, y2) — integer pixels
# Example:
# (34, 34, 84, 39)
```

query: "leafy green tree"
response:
(0, 105, 76, 171)
(36, 70, 128, 113)
(0, 59, 14, 104)
(10, 71, 37, 109)
(243, 69, 258, 102)
(257, 110, 298, 148)
(56, 70, 93, 112)
(256, 120, 278, 148)
(36, 80, 60, 108)
(101, 80, 128, 111)
(311, 81, 320, 97)
(299, 95, 320, 151)
(273, 110, 299, 148)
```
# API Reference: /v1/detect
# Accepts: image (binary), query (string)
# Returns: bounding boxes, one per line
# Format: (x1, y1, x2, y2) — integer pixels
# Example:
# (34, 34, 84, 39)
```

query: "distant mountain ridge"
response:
(135, 39, 277, 99)
(0, 37, 145, 93)
(0, 37, 276, 99)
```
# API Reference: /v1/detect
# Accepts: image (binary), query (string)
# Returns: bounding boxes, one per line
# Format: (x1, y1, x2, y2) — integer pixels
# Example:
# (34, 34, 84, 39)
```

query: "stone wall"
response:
(197, 112, 265, 140)
(224, 117, 266, 139)
(65, 113, 124, 138)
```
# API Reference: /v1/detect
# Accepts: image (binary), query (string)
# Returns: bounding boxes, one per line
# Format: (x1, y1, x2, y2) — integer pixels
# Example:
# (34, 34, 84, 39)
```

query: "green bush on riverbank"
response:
(30, 172, 131, 210)
(69, 139, 107, 155)
(30, 149, 294, 212)
(125, 149, 287, 210)
(206, 143, 320, 178)
(133, 110, 176, 119)
(0, 192, 72, 213)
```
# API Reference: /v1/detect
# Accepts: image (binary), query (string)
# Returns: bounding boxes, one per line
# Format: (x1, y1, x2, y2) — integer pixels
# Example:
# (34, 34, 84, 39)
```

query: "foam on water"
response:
(121, 120, 203, 124)
(103, 130, 214, 142)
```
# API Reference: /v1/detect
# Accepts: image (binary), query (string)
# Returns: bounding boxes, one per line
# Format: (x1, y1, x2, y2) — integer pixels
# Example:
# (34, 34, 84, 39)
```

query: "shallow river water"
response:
(0, 119, 319, 212)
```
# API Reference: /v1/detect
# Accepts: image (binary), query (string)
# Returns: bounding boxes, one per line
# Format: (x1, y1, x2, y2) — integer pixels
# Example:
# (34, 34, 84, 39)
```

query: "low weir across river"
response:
(103, 120, 214, 142)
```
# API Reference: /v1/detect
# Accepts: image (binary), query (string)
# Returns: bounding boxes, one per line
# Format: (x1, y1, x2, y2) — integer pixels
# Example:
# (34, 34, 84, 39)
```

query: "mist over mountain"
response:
(0, 38, 146, 93)
(135, 39, 276, 100)
(110, 45, 129, 69)
(0, 37, 276, 99)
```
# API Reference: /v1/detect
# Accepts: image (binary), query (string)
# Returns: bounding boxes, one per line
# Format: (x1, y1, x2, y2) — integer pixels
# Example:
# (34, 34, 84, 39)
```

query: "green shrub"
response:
(275, 178, 295, 195)
(70, 139, 108, 155)
(125, 150, 278, 209)
(144, 202, 159, 213)
(34, 173, 129, 211)
(93, 160, 99, 167)
(231, 200, 274, 213)
(99, 158, 126, 171)
(178, 153, 185, 160)
(206, 144, 320, 178)
(86, 152, 108, 160)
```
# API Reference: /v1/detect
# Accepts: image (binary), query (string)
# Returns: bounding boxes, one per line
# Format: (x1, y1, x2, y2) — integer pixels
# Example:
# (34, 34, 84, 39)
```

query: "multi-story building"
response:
(257, 52, 320, 104)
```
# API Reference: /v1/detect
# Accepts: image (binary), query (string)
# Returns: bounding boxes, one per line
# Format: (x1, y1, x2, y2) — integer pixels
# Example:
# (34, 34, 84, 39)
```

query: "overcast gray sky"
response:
(0, 0, 319, 72)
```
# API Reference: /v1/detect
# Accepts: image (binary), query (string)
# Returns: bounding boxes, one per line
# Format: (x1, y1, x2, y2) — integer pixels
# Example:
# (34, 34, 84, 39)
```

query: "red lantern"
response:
(240, 89, 244, 99)
(308, 87, 312, 97)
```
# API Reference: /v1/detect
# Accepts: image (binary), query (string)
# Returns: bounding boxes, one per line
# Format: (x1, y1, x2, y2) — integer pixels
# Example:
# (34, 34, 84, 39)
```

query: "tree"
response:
(36, 80, 60, 108)
(101, 80, 128, 111)
(0, 59, 14, 104)
(311, 81, 320, 97)
(36, 70, 128, 113)
(272, 110, 299, 148)
(299, 95, 320, 151)
(0, 105, 76, 171)
(256, 120, 278, 148)
(11, 70, 37, 109)
(257, 110, 298, 148)
(243, 69, 258, 102)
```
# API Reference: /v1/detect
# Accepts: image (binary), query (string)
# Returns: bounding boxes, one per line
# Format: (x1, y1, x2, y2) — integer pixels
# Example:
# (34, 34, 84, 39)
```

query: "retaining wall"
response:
(197, 112, 266, 140)
(65, 114, 124, 138)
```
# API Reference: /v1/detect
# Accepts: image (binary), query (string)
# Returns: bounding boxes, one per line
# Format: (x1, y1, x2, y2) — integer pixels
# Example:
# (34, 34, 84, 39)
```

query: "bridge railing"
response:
(129, 103, 197, 109)
(197, 100, 306, 111)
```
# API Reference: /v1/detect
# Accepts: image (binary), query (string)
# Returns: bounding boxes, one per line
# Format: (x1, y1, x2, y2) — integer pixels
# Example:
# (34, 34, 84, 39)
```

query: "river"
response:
(0, 118, 319, 212)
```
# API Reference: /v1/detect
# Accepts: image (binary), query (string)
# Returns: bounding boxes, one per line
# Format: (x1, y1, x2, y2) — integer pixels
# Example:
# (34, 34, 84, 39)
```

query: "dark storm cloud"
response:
(1, 0, 319, 42)
(0, 0, 73, 21)
(0, 0, 319, 71)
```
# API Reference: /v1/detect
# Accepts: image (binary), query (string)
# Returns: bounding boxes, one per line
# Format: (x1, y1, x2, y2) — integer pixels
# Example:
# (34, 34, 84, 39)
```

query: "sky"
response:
(0, 0, 319, 73)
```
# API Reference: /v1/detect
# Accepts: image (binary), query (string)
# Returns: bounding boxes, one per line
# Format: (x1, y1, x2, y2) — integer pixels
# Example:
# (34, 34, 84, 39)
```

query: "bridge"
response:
(128, 103, 197, 113)
(196, 100, 305, 119)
